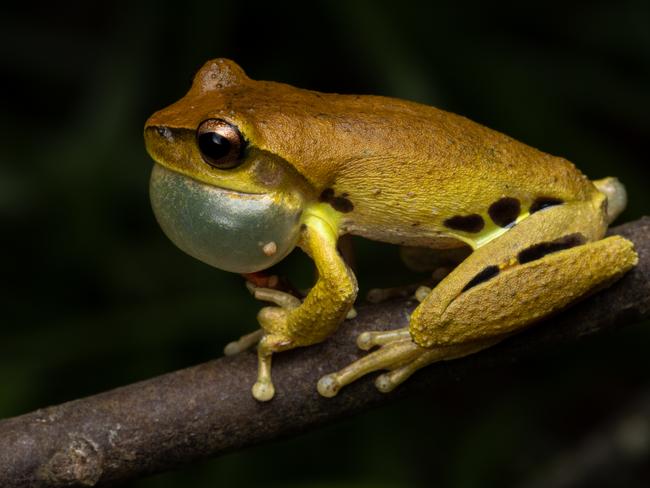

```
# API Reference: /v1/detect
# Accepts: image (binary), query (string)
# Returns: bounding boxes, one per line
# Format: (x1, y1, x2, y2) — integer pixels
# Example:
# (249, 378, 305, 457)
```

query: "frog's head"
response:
(145, 59, 313, 274)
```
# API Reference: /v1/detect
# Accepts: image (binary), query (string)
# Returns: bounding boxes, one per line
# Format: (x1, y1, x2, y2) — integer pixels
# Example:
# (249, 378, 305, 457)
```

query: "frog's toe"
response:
(356, 331, 374, 350)
(414, 286, 432, 302)
(375, 362, 423, 393)
(374, 372, 399, 393)
(376, 340, 502, 393)
(356, 327, 410, 351)
(374, 348, 438, 392)
(317, 374, 341, 398)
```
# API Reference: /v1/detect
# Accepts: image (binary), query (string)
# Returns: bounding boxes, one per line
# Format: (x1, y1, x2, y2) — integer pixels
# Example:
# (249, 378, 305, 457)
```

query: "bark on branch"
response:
(1, 217, 649, 488)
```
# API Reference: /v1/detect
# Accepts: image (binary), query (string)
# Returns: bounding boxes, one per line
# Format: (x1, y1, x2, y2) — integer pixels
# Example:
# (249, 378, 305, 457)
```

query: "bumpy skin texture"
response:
(145, 59, 637, 400)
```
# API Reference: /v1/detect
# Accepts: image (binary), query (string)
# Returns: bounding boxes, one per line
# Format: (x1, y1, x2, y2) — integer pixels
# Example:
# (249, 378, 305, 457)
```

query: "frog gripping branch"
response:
(144, 59, 637, 402)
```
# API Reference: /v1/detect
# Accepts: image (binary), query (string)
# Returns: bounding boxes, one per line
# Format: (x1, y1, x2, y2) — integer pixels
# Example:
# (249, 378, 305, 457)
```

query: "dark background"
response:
(2, 1, 649, 487)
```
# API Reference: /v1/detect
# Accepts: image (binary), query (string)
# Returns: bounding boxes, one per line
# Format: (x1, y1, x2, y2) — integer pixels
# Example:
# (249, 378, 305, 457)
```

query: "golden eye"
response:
(196, 119, 245, 169)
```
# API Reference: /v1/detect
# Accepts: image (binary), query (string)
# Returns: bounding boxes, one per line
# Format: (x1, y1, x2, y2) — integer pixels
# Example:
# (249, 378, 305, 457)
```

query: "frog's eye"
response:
(196, 119, 245, 169)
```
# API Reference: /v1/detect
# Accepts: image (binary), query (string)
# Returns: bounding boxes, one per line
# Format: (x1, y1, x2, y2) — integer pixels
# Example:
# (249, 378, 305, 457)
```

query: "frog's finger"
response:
(223, 328, 264, 356)
(252, 334, 293, 402)
(252, 344, 275, 402)
(251, 287, 301, 310)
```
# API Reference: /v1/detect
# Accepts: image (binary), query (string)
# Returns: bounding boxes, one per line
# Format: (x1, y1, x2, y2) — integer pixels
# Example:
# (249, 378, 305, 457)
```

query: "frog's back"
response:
(257, 90, 602, 249)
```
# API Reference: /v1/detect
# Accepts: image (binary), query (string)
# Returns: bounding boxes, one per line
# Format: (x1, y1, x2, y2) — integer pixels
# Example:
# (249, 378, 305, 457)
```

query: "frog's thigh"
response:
(413, 235, 636, 346)
(411, 208, 637, 347)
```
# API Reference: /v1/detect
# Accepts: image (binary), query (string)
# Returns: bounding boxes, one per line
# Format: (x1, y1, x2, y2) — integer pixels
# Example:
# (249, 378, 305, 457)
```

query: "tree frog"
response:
(145, 59, 637, 401)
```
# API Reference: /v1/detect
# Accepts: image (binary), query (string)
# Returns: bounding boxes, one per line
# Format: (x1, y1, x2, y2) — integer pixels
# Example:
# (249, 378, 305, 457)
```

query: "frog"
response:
(144, 58, 638, 402)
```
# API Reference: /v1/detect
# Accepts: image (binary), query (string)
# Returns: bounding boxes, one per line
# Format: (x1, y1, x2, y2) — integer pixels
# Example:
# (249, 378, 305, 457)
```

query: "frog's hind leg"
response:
(319, 201, 637, 397)
(409, 203, 637, 349)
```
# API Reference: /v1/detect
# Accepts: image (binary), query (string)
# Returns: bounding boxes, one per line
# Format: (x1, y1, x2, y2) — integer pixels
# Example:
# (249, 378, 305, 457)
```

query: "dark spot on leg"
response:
(444, 214, 485, 233)
(331, 196, 354, 213)
(518, 233, 586, 264)
(530, 197, 564, 213)
(319, 188, 335, 202)
(462, 265, 500, 292)
(320, 188, 354, 213)
(488, 197, 520, 227)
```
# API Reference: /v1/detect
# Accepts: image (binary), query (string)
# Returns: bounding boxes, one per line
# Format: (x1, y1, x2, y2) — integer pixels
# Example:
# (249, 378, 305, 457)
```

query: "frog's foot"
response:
(240, 283, 304, 401)
(373, 340, 497, 393)
(223, 284, 303, 356)
(317, 338, 496, 397)
(317, 338, 421, 397)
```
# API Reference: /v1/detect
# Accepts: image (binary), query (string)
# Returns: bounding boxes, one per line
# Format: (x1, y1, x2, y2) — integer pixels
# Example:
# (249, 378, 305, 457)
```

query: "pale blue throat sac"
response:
(149, 164, 303, 273)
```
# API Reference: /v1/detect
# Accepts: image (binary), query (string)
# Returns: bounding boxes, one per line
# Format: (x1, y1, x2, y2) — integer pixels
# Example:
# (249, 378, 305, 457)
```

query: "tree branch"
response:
(518, 391, 650, 488)
(1, 217, 649, 488)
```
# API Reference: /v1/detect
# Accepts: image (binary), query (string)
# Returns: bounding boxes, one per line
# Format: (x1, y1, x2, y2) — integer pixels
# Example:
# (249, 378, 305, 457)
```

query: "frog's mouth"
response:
(149, 164, 303, 273)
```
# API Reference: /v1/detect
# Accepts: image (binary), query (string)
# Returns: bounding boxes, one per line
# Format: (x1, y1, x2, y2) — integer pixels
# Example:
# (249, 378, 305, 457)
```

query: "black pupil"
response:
(198, 131, 231, 161)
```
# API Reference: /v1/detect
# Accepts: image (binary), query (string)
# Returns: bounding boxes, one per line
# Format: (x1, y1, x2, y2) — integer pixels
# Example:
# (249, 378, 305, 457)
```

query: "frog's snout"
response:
(149, 164, 303, 273)
(144, 125, 181, 164)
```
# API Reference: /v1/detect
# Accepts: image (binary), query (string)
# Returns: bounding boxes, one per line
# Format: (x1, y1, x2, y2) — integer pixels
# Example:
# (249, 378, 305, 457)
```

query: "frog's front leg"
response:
(319, 202, 637, 397)
(251, 210, 358, 401)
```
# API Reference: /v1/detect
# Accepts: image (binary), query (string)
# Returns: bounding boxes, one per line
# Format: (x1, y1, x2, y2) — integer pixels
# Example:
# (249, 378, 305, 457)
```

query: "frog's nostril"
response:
(154, 126, 174, 142)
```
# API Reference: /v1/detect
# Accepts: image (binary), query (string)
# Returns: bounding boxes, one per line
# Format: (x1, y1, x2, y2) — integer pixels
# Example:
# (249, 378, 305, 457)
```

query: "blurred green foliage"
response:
(1, 1, 649, 486)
